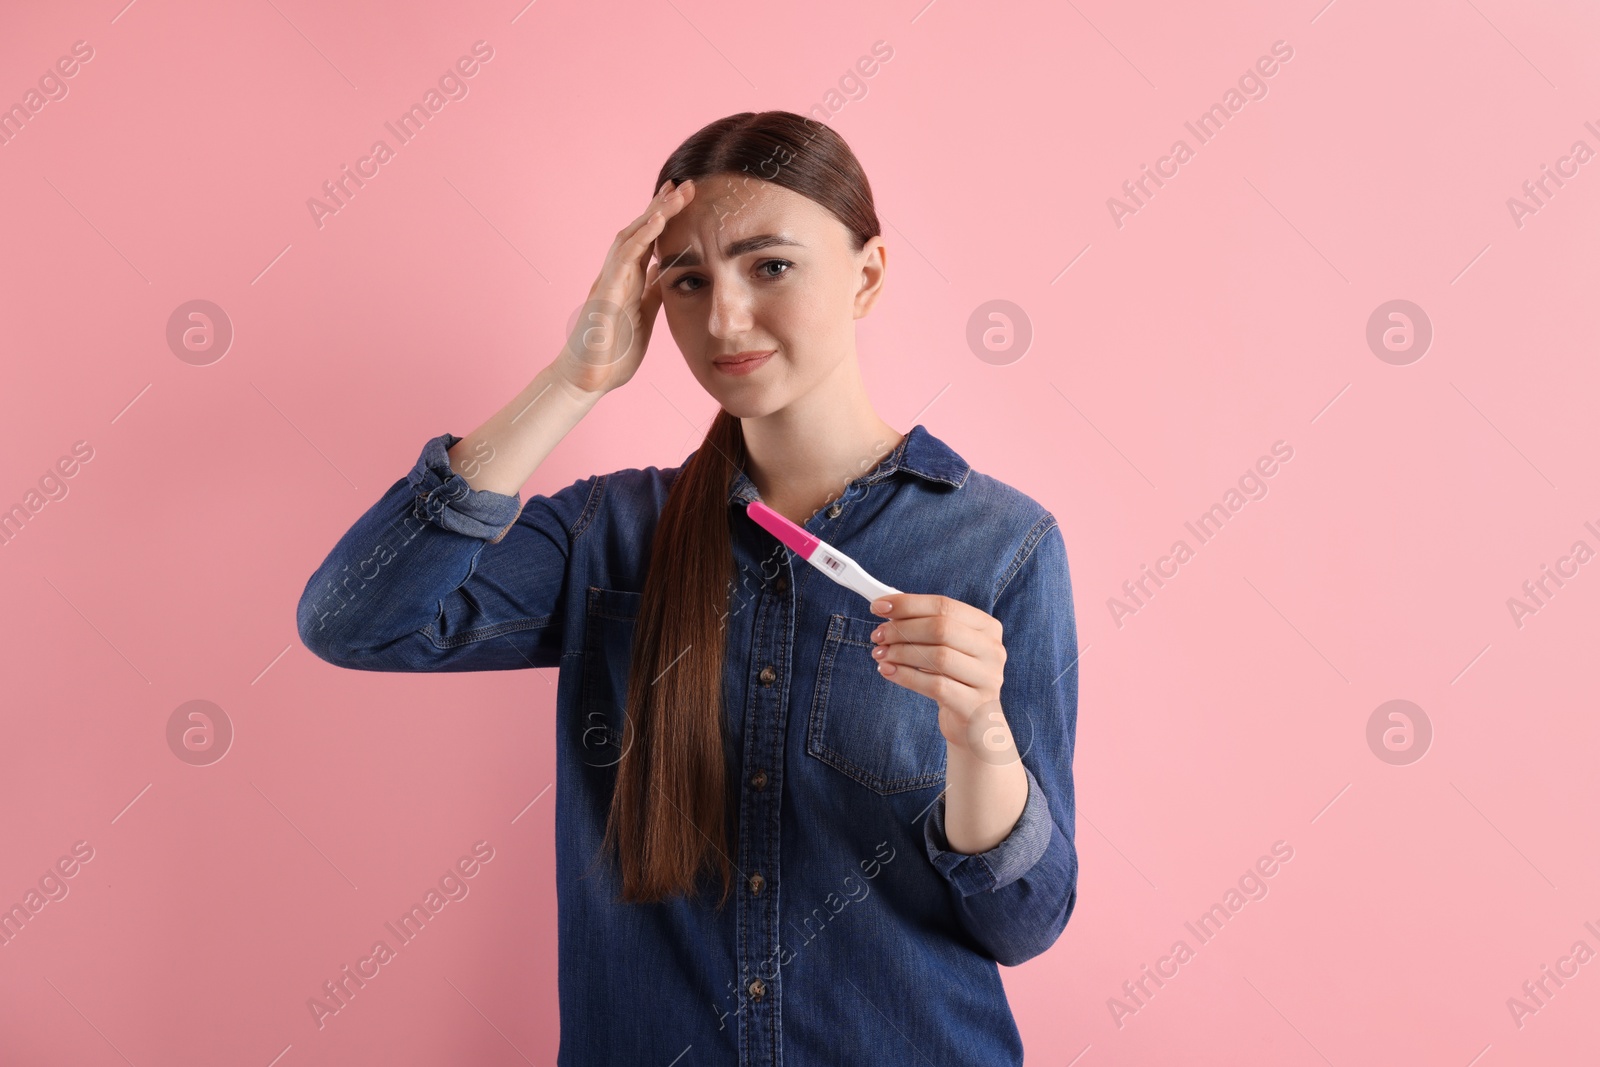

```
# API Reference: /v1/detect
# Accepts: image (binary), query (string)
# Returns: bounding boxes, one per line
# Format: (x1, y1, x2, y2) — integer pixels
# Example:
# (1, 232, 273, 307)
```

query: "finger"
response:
(649, 185, 698, 272)
(874, 641, 988, 688)
(638, 261, 664, 326)
(612, 182, 681, 252)
(871, 615, 991, 659)
(627, 179, 694, 242)
(639, 180, 678, 224)
(623, 183, 698, 266)
(871, 593, 998, 635)
(619, 207, 670, 265)
(876, 654, 978, 704)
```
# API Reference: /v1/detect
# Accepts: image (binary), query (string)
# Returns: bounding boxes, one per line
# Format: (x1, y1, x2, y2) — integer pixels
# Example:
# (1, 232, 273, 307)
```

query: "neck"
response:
(739, 358, 903, 527)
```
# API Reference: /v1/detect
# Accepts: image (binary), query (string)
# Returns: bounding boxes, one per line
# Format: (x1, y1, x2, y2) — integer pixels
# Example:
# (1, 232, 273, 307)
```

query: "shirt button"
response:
(828, 502, 843, 518)
(748, 978, 766, 1001)
(749, 769, 768, 790)
(758, 664, 777, 686)
(773, 575, 788, 594)
(749, 872, 765, 895)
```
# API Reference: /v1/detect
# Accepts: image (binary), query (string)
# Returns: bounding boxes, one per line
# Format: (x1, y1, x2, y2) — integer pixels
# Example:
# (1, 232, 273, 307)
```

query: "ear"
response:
(853, 236, 888, 320)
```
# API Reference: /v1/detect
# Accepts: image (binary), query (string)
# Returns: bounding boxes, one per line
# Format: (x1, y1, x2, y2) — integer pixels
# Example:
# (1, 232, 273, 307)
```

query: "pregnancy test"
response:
(745, 500, 902, 605)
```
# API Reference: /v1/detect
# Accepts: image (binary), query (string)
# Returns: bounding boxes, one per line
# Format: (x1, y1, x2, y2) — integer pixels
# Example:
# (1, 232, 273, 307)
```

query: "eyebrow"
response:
(657, 233, 805, 270)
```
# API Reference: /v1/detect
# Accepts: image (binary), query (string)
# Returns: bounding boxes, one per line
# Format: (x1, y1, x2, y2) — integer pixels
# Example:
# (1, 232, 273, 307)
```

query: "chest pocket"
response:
(578, 586, 642, 769)
(807, 613, 947, 795)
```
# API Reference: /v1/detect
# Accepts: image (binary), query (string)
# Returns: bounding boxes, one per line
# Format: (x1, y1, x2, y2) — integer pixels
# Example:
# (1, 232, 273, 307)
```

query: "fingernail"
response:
(871, 600, 891, 614)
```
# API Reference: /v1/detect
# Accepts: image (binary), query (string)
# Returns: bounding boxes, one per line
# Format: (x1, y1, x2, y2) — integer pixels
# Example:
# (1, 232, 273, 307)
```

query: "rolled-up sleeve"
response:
(922, 514, 1079, 967)
(296, 432, 598, 673)
(407, 432, 526, 543)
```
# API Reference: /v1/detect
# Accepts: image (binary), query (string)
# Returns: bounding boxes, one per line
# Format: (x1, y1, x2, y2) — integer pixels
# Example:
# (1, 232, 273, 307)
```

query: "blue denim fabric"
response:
(295, 423, 1080, 1065)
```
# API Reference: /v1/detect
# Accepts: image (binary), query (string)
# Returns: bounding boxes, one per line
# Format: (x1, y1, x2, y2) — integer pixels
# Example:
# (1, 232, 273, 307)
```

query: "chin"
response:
(698, 368, 790, 420)
(713, 392, 783, 420)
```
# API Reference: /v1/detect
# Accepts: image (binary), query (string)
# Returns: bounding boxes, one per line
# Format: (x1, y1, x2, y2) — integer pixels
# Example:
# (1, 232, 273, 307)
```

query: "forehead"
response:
(655, 175, 841, 266)
(687, 173, 797, 218)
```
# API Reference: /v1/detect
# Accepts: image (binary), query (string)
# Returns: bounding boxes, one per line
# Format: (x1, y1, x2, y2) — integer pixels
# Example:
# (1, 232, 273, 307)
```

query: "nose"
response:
(705, 276, 755, 339)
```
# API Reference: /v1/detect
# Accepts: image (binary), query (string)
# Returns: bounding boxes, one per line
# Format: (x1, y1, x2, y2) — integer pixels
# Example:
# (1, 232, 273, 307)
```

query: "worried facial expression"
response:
(652, 173, 886, 417)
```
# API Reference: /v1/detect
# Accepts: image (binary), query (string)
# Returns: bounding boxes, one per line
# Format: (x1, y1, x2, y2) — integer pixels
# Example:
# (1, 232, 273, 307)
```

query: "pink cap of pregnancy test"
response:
(745, 501, 819, 559)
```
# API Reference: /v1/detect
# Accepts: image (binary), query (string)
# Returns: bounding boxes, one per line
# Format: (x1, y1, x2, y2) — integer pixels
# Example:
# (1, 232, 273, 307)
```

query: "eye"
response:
(758, 259, 794, 279)
(668, 259, 794, 293)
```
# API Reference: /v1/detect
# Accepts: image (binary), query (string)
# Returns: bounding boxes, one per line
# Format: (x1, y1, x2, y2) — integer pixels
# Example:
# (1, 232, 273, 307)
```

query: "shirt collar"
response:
(724, 423, 971, 506)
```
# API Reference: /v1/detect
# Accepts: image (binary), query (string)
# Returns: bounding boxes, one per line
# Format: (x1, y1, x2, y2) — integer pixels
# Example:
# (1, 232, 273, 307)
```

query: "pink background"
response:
(2, 0, 1597, 1063)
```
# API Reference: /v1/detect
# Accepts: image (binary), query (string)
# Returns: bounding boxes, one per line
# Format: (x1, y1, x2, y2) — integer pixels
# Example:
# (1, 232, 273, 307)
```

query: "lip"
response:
(712, 350, 775, 375)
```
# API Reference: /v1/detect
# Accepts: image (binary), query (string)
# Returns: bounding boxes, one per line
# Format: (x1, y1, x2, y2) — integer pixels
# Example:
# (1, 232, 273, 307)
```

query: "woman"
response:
(296, 110, 1079, 1065)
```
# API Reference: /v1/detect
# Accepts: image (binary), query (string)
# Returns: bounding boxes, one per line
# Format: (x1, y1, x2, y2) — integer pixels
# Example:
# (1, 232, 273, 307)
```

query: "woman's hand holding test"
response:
(869, 593, 1030, 856)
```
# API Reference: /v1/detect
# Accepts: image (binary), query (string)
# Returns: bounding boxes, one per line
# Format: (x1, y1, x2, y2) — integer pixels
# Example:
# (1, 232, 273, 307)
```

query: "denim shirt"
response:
(295, 423, 1079, 1065)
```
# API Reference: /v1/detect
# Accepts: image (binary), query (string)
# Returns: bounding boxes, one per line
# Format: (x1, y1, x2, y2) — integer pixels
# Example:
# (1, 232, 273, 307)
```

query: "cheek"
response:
(664, 296, 703, 333)
(793, 284, 853, 350)
(768, 277, 836, 334)
(661, 305, 702, 367)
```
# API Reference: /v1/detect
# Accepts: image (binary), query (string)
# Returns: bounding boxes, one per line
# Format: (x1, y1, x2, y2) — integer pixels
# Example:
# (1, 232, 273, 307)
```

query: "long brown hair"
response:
(599, 111, 883, 905)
